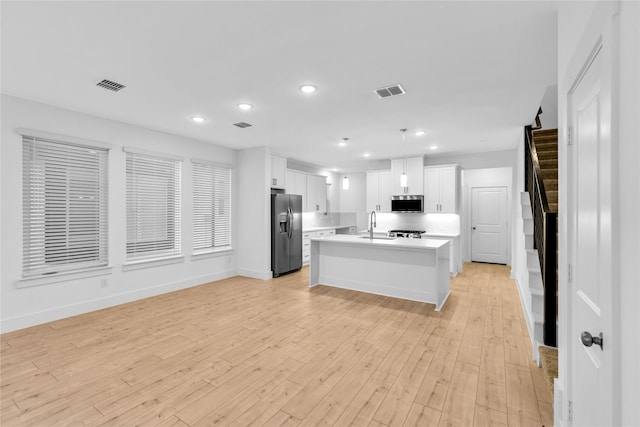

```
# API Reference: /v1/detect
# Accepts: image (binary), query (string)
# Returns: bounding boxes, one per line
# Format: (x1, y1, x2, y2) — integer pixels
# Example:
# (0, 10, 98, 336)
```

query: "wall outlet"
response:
(100, 278, 109, 288)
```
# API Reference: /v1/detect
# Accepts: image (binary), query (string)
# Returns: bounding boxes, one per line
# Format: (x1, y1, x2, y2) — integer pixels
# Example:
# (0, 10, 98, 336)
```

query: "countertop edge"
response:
(303, 225, 355, 232)
(310, 234, 449, 250)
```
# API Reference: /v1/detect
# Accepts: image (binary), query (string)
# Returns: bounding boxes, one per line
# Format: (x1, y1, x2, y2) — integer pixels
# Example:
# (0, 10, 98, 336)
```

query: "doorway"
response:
(471, 186, 508, 264)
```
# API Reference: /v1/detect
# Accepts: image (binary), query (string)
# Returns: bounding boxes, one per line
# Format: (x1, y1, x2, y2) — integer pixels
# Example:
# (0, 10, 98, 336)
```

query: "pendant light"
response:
(342, 175, 350, 190)
(400, 129, 408, 189)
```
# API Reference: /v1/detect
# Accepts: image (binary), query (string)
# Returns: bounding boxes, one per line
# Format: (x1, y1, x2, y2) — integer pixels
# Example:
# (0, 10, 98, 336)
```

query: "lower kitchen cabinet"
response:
(303, 229, 335, 265)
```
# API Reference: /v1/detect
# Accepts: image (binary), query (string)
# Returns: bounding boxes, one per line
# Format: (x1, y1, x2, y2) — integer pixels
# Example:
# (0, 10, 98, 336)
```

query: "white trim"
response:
(1, 270, 237, 333)
(122, 146, 184, 161)
(122, 256, 185, 271)
(237, 268, 273, 280)
(191, 158, 233, 169)
(16, 128, 112, 150)
(191, 249, 233, 261)
(16, 266, 113, 288)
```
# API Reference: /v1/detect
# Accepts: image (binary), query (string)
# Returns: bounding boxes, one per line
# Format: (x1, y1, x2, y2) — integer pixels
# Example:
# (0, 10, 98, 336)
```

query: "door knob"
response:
(581, 331, 603, 350)
(472, 227, 477, 230)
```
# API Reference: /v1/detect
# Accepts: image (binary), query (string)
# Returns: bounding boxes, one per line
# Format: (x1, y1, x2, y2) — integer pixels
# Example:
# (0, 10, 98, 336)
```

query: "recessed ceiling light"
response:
(191, 116, 206, 123)
(338, 138, 349, 147)
(300, 85, 317, 94)
(429, 145, 439, 150)
(415, 130, 426, 136)
(363, 152, 371, 157)
(237, 103, 253, 111)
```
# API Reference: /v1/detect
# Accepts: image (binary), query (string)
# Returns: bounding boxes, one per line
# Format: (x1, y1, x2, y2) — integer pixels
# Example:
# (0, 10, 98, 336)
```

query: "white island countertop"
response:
(311, 234, 449, 250)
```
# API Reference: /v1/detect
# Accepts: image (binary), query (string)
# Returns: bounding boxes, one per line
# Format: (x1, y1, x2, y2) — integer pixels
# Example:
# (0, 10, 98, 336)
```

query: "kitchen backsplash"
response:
(369, 213, 460, 234)
(302, 212, 357, 229)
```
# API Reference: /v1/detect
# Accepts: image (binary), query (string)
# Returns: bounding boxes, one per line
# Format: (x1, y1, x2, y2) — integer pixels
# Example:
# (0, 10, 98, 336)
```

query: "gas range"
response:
(388, 229, 425, 239)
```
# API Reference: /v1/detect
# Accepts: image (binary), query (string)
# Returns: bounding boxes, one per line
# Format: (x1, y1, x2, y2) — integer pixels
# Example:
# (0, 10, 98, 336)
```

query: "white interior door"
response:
(567, 15, 615, 426)
(471, 186, 507, 264)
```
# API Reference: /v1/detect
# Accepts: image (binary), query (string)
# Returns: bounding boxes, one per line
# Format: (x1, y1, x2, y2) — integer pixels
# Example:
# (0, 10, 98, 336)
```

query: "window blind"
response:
(192, 161, 232, 253)
(22, 136, 109, 277)
(126, 150, 182, 261)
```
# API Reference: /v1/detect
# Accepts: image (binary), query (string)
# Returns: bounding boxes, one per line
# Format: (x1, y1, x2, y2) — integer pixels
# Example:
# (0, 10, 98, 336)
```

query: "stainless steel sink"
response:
(359, 236, 396, 240)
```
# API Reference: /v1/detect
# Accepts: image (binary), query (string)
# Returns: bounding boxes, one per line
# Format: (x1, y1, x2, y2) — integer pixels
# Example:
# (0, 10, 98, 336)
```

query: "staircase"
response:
(532, 129, 558, 213)
(523, 125, 558, 352)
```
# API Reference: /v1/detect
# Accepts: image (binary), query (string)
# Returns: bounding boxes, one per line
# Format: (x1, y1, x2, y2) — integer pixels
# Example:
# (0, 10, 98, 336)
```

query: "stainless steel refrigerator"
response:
(271, 194, 303, 277)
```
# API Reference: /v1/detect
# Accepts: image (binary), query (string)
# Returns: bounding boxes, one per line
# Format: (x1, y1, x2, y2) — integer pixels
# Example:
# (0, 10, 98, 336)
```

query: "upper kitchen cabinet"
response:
(391, 157, 424, 195)
(271, 155, 287, 189)
(286, 169, 306, 198)
(305, 174, 327, 213)
(366, 170, 392, 212)
(423, 165, 459, 213)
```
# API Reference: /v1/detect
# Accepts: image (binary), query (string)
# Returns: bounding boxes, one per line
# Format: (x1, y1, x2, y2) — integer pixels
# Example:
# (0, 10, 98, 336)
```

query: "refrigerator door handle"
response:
(288, 207, 293, 239)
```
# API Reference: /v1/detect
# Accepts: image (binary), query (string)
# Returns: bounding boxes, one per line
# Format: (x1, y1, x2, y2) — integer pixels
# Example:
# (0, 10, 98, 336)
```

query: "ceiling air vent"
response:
(96, 79, 126, 92)
(374, 84, 406, 99)
(233, 122, 252, 128)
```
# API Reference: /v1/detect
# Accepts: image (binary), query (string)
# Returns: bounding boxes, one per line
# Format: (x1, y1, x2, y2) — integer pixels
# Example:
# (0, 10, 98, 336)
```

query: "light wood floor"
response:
(1, 262, 553, 426)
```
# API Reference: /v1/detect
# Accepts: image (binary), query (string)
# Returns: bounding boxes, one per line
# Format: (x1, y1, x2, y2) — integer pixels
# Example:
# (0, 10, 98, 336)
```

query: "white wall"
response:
(339, 172, 367, 231)
(425, 148, 516, 170)
(236, 146, 271, 280)
(0, 95, 238, 332)
(616, 3, 640, 423)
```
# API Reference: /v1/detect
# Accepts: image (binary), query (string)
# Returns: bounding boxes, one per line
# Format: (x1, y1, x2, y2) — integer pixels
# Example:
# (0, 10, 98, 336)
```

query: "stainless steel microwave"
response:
(391, 195, 424, 213)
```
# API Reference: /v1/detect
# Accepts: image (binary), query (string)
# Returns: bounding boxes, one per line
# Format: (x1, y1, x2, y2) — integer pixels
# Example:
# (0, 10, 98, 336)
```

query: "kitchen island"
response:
(309, 234, 450, 310)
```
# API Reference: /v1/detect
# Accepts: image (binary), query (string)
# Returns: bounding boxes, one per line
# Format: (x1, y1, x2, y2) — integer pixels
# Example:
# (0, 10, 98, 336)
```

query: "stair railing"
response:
(524, 125, 557, 347)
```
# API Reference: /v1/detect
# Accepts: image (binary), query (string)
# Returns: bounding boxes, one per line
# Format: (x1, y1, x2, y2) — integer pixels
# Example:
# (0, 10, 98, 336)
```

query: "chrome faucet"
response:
(369, 210, 377, 240)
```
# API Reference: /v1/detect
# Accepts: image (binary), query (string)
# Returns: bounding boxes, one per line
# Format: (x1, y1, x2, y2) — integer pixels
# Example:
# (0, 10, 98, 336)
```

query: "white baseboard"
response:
(237, 268, 273, 280)
(513, 272, 536, 354)
(0, 269, 237, 333)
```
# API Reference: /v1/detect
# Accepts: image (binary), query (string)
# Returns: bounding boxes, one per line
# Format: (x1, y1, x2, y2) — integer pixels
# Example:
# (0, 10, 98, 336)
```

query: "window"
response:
(22, 135, 109, 277)
(192, 160, 232, 254)
(125, 148, 182, 262)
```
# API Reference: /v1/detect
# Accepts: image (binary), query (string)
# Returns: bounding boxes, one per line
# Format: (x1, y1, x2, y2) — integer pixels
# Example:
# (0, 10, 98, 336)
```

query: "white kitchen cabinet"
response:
(305, 174, 327, 213)
(271, 155, 287, 189)
(391, 157, 424, 195)
(366, 170, 392, 212)
(303, 229, 335, 264)
(286, 169, 307, 198)
(423, 165, 459, 213)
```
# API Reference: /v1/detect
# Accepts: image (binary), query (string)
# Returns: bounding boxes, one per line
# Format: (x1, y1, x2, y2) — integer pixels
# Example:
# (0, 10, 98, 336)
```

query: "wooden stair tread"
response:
(533, 129, 558, 136)
(537, 150, 558, 160)
(538, 346, 558, 397)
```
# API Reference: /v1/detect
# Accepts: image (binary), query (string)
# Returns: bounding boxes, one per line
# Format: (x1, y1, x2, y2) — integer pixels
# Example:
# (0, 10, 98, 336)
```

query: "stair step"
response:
(533, 129, 558, 137)
(538, 346, 558, 397)
(537, 150, 558, 160)
(535, 142, 558, 152)
(541, 168, 558, 180)
(539, 158, 557, 168)
(549, 202, 558, 212)
(546, 190, 558, 203)
(543, 179, 558, 190)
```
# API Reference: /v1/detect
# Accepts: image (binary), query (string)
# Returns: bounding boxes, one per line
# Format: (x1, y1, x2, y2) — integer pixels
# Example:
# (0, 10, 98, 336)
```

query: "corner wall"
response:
(236, 147, 272, 280)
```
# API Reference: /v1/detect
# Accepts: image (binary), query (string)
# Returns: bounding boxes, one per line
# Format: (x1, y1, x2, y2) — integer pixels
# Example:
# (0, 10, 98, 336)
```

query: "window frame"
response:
(124, 147, 183, 264)
(21, 130, 110, 279)
(191, 158, 233, 256)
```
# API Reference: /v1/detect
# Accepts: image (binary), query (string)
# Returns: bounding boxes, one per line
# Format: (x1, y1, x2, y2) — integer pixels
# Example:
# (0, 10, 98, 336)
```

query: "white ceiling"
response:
(1, 1, 557, 172)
